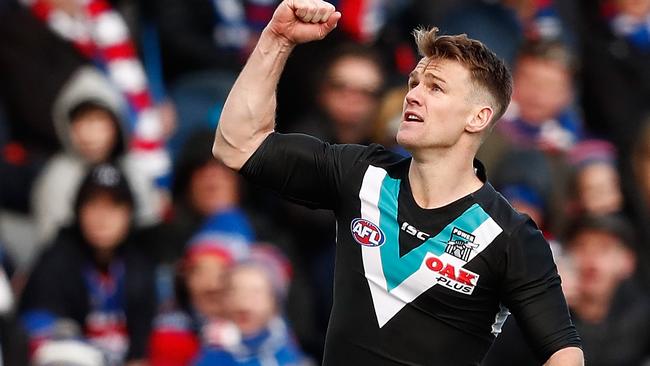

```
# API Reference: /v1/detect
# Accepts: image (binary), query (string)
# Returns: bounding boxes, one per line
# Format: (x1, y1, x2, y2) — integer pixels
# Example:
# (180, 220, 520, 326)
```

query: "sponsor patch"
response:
(425, 255, 480, 295)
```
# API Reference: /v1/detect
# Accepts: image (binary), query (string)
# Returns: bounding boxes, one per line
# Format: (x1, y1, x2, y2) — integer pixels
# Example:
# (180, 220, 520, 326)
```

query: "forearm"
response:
(544, 347, 583, 366)
(213, 29, 294, 170)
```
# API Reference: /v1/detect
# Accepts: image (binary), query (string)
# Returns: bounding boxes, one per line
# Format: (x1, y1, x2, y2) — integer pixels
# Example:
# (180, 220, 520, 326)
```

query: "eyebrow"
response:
(408, 70, 447, 85)
(424, 72, 447, 84)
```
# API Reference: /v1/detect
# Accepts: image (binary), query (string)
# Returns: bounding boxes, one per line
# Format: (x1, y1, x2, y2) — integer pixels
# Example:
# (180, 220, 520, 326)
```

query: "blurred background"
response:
(0, 0, 649, 365)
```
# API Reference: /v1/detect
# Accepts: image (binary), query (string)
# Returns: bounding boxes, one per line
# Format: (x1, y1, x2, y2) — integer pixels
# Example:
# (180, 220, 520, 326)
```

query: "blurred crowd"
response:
(0, 0, 649, 365)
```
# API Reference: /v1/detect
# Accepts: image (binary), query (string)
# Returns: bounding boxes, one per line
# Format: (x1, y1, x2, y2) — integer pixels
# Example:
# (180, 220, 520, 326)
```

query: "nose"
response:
(405, 86, 422, 107)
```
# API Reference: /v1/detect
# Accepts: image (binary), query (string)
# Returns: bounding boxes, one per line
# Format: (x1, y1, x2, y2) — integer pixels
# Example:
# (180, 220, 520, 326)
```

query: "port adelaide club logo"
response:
(445, 227, 479, 262)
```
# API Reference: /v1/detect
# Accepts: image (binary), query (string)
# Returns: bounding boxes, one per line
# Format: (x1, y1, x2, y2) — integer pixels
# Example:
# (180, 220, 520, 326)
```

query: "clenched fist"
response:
(267, 0, 341, 46)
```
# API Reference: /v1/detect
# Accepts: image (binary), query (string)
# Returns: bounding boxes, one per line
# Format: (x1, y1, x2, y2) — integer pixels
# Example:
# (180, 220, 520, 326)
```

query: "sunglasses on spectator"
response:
(325, 80, 382, 99)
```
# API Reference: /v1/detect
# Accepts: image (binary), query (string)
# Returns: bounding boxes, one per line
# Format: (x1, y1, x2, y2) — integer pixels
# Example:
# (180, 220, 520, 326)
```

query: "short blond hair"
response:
(413, 27, 512, 124)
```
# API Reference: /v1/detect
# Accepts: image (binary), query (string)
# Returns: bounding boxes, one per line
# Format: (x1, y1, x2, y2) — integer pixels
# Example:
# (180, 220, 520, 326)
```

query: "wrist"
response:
(260, 27, 296, 52)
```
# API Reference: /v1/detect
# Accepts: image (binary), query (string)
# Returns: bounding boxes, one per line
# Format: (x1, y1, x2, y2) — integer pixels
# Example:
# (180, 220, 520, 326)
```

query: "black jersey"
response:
(240, 133, 581, 366)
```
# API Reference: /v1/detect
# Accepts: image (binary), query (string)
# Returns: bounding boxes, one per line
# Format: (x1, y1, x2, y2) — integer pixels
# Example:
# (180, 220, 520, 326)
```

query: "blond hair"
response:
(413, 27, 513, 124)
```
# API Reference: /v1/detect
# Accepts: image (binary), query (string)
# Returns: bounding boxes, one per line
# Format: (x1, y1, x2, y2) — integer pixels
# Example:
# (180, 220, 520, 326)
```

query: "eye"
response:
(408, 79, 419, 90)
(431, 84, 443, 93)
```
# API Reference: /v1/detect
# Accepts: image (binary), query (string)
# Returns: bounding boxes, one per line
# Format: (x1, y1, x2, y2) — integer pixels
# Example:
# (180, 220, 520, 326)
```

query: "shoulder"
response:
(476, 183, 533, 238)
(32, 229, 84, 272)
(36, 154, 84, 184)
(331, 142, 405, 169)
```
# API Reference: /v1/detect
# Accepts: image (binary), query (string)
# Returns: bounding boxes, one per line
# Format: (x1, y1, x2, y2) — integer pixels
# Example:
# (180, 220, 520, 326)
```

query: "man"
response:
(565, 214, 650, 366)
(212, 1, 583, 365)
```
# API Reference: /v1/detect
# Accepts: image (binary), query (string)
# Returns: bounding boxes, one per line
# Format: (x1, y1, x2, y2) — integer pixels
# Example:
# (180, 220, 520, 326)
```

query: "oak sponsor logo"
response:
(350, 218, 385, 247)
(425, 255, 480, 295)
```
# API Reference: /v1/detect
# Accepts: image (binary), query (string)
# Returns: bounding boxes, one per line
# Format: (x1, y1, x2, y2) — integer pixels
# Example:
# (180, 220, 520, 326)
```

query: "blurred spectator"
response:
(480, 39, 580, 167)
(139, 129, 246, 266)
(441, 1, 524, 66)
(0, 0, 85, 215)
(440, 0, 578, 67)
(623, 117, 650, 290)
(20, 164, 156, 366)
(373, 86, 410, 156)
(151, 0, 280, 157)
(567, 139, 623, 217)
(153, 0, 279, 85)
(0, 0, 86, 155)
(20, 0, 171, 181)
(491, 149, 554, 231)
(579, 0, 650, 150)
(565, 214, 650, 366)
(502, 0, 576, 44)
(289, 43, 384, 144)
(630, 118, 650, 213)
(148, 222, 250, 366)
(194, 245, 306, 366)
(31, 67, 162, 250)
(482, 241, 578, 366)
(500, 184, 547, 229)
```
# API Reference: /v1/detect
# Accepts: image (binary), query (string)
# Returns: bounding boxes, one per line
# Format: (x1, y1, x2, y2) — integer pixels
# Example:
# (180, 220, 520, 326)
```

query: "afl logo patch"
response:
(350, 218, 385, 247)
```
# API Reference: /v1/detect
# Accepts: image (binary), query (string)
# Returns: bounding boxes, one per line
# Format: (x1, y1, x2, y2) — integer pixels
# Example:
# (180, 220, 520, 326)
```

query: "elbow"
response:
(212, 137, 242, 171)
(544, 346, 583, 366)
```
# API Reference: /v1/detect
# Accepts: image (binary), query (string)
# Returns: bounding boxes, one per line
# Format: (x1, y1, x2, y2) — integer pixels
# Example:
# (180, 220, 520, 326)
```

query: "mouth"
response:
(403, 111, 424, 123)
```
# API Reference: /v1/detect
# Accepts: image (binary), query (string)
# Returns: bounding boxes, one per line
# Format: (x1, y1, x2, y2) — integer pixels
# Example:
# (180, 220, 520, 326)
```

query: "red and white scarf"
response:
(24, 0, 170, 180)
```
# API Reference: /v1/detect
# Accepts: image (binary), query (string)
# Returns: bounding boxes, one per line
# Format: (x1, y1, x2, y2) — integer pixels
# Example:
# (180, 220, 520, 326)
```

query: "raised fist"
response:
(267, 0, 341, 45)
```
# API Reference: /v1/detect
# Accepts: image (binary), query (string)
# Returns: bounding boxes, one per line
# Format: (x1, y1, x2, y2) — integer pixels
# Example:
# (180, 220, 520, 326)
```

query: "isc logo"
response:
(350, 218, 385, 247)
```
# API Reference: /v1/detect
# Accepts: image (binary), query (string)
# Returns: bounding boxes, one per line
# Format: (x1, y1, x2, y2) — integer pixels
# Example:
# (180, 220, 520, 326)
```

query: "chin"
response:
(395, 130, 419, 150)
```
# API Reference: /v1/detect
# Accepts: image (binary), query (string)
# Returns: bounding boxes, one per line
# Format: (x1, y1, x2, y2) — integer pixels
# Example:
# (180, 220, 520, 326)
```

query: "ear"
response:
(465, 105, 493, 134)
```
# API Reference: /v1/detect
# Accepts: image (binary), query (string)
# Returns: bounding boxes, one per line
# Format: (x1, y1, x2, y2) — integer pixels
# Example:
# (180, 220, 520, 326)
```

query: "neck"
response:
(92, 248, 115, 271)
(408, 146, 482, 209)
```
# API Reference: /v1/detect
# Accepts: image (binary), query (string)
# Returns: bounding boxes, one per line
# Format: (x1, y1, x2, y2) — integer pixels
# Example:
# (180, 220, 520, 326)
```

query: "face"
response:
(512, 57, 572, 124)
(569, 230, 633, 302)
(223, 265, 276, 336)
(617, 0, 650, 18)
(186, 256, 229, 319)
(70, 108, 119, 163)
(319, 56, 382, 143)
(576, 163, 623, 215)
(189, 162, 239, 216)
(79, 193, 131, 251)
(396, 58, 486, 152)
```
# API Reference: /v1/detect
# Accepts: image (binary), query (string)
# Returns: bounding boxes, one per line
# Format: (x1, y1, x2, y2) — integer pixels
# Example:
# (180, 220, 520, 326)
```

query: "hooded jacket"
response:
(31, 66, 161, 247)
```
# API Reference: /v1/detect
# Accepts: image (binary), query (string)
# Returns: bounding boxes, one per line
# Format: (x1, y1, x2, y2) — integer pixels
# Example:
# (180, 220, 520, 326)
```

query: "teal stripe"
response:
(376, 173, 491, 291)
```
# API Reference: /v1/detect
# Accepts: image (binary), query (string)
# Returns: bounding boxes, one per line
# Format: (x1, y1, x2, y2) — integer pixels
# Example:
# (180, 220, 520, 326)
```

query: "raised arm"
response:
(212, 0, 341, 170)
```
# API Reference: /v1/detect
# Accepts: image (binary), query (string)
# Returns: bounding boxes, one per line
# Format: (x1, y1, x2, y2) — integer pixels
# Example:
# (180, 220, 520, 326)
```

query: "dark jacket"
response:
(20, 227, 156, 360)
(0, 4, 86, 154)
